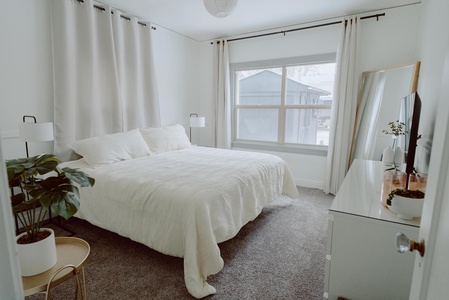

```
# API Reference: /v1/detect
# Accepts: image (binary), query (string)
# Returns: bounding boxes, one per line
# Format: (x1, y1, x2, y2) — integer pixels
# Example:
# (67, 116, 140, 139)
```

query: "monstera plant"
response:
(7, 154, 95, 244)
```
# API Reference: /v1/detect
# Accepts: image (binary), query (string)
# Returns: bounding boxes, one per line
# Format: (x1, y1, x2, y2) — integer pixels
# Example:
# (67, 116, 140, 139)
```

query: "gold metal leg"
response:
(43, 264, 81, 300)
(80, 267, 88, 300)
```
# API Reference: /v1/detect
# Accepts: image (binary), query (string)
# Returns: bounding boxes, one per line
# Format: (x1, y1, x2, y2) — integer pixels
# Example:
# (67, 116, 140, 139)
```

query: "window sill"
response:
(231, 140, 328, 156)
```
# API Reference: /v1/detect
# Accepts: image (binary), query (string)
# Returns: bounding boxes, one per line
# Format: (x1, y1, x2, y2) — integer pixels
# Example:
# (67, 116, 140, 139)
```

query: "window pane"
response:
(236, 68, 282, 105)
(285, 63, 336, 105)
(285, 108, 331, 145)
(237, 108, 278, 142)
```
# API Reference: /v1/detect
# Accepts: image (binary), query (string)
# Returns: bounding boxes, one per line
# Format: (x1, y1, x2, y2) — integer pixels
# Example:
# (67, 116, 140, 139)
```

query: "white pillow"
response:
(70, 129, 151, 167)
(140, 124, 191, 153)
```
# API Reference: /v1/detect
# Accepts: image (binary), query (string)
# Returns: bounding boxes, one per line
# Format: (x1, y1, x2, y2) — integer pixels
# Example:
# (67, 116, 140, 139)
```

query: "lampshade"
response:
(19, 122, 54, 142)
(203, 0, 238, 18)
(190, 116, 206, 128)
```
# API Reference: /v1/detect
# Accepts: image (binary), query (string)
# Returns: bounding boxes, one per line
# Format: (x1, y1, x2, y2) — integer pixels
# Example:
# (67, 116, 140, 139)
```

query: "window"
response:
(231, 54, 336, 154)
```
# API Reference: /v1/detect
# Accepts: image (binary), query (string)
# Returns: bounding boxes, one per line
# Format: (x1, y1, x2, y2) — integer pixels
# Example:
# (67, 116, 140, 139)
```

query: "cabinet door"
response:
(328, 212, 418, 300)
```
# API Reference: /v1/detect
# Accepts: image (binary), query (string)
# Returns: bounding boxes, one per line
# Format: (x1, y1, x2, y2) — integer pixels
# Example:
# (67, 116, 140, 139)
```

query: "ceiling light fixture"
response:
(203, 0, 238, 18)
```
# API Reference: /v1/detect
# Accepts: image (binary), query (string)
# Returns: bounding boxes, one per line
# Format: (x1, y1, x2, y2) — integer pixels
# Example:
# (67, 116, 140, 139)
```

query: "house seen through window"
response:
(233, 57, 336, 151)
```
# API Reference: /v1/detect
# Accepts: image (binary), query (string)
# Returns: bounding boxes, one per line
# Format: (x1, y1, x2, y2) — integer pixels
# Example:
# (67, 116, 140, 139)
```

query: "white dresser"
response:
(324, 159, 420, 300)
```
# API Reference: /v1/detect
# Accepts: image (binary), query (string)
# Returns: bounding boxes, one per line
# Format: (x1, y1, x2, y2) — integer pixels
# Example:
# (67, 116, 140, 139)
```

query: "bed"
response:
(60, 125, 298, 298)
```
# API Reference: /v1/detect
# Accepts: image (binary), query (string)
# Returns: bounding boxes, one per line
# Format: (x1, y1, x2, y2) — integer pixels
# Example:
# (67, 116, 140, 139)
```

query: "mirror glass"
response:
(350, 62, 420, 164)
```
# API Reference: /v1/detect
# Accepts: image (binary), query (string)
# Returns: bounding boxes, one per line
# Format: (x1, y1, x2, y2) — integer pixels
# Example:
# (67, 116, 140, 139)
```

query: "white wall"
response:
(0, 0, 54, 159)
(152, 26, 200, 134)
(198, 4, 422, 189)
(358, 6, 421, 72)
(414, 0, 449, 174)
(196, 42, 216, 147)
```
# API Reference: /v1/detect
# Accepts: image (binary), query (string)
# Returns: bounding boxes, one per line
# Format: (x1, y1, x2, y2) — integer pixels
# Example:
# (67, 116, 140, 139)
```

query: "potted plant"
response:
(382, 120, 407, 148)
(386, 188, 425, 220)
(6, 154, 94, 276)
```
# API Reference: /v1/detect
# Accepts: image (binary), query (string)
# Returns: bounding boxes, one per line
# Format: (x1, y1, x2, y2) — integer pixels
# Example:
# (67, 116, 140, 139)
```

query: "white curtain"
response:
(325, 17, 361, 195)
(351, 71, 386, 161)
(51, 0, 160, 160)
(213, 39, 231, 149)
(111, 10, 160, 131)
(51, 0, 121, 160)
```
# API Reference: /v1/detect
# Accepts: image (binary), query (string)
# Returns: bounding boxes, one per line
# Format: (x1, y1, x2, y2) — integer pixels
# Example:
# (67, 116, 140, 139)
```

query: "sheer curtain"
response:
(51, 0, 160, 160)
(325, 16, 361, 194)
(213, 39, 231, 149)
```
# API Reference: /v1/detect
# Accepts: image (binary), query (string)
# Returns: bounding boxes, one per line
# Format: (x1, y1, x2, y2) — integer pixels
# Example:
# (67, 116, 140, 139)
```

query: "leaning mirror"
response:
(350, 62, 420, 165)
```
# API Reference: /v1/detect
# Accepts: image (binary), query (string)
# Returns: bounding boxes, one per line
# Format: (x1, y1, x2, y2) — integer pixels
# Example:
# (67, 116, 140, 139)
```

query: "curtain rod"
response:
(76, 0, 156, 30)
(212, 13, 385, 44)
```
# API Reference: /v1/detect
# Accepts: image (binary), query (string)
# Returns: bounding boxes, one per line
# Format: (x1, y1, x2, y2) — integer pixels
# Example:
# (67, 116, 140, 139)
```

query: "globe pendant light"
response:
(203, 0, 238, 18)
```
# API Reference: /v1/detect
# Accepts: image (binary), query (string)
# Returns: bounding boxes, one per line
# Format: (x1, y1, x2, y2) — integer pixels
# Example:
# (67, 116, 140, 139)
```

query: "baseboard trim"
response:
(295, 178, 324, 190)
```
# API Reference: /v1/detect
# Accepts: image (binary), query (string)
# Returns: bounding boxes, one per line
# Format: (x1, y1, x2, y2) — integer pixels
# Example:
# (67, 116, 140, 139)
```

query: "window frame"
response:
(230, 53, 337, 156)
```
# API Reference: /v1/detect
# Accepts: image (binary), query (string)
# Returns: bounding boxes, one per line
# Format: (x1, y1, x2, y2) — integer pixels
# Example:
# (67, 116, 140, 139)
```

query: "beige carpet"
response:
(27, 187, 334, 300)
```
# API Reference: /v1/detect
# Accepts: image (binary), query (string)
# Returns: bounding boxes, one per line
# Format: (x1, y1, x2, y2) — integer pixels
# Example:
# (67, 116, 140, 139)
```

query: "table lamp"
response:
(19, 115, 54, 157)
(189, 113, 206, 143)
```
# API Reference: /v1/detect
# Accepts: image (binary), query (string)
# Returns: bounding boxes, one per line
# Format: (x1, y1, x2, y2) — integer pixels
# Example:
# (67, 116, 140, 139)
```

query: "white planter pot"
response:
(16, 228, 57, 276)
(388, 195, 424, 220)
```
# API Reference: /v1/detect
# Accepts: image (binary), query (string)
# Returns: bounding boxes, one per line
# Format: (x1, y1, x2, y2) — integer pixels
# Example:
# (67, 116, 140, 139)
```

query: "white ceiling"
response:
(97, 0, 420, 41)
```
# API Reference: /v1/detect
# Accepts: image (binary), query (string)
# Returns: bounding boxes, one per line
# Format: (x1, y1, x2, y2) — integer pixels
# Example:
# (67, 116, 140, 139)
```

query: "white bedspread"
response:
(62, 147, 298, 298)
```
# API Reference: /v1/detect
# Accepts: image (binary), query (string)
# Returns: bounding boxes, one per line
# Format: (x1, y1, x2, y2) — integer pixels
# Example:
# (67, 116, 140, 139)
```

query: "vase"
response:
(394, 146, 404, 167)
(16, 228, 57, 276)
(408, 173, 427, 193)
(381, 169, 407, 207)
(382, 146, 395, 167)
(391, 135, 398, 148)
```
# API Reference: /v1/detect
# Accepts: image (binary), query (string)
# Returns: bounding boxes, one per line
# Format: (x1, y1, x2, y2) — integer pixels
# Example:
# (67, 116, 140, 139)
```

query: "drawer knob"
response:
(396, 232, 425, 257)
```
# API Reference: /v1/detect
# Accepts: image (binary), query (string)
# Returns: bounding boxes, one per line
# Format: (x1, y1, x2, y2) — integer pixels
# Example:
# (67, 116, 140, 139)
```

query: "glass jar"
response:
(381, 169, 407, 207)
(408, 173, 427, 193)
